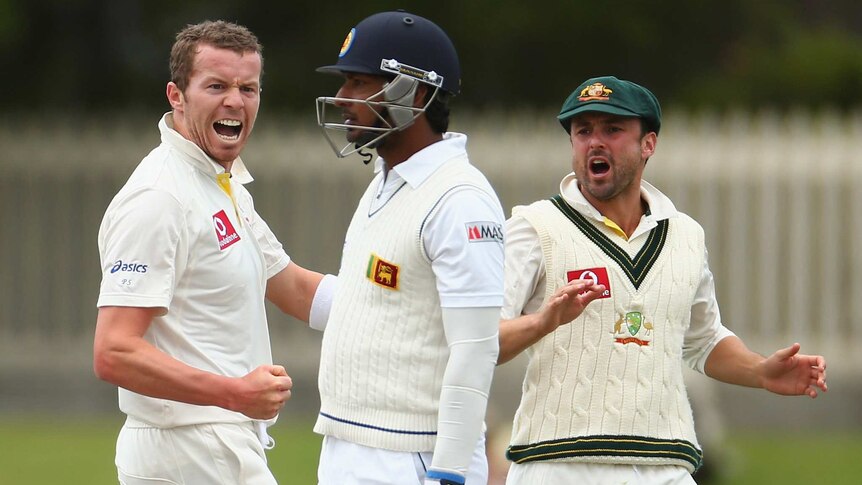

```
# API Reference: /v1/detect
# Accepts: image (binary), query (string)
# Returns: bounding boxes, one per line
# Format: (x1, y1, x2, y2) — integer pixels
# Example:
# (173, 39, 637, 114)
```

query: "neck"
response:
(581, 184, 645, 239)
(377, 120, 443, 168)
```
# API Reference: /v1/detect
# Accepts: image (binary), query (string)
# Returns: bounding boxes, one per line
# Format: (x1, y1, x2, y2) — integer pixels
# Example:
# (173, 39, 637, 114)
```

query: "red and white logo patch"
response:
(465, 221, 503, 243)
(567, 267, 612, 299)
(213, 210, 241, 250)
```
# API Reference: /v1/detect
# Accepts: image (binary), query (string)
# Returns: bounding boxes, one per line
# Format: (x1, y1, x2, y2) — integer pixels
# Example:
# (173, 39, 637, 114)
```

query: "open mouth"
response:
(590, 159, 611, 176)
(214, 119, 242, 140)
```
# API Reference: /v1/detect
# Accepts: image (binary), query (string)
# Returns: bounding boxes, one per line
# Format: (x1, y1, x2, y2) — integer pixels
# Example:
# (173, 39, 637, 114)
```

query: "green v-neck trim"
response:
(550, 195, 668, 289)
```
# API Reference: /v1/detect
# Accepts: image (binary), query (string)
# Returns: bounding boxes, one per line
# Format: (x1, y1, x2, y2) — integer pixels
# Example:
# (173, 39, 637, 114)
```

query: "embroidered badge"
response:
(366, 253, 399, 290)
(612, 311, 653, 346)
(213, 209, 241, 250)
(566, 267, 612, 299)
(339, 28, 356, 58)
(466, 221, 504, 243)
(579, 82, 613, 101)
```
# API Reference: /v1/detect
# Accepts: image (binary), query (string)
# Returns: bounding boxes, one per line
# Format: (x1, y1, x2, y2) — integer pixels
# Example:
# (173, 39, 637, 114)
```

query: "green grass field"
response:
(0, 415, 858, 484)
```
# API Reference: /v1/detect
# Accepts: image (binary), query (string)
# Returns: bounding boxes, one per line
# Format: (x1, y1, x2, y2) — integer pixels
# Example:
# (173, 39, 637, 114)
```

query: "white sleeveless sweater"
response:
(315, 155, 494, 452)
(506, 196, 706, 472)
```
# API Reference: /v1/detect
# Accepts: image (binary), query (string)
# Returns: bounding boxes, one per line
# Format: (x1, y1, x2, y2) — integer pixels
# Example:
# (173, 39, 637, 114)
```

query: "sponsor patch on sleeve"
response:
(465, 221, 504, 243)
(566, 267, 612, 299)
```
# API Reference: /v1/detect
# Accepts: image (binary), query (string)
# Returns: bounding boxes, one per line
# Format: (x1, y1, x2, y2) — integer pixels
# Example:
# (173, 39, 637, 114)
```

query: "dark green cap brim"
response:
(558, 102, 645, 130)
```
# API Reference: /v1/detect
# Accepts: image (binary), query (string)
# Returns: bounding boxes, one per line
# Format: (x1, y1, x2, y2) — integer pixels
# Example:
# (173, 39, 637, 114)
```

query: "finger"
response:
(558, 280, 592, 296)
(773, 342, 801, 361)
(270, 365, 288, 376)
(577, 286, 606, 305)
(815, 355, 826, 370)
(815, 374, 827, 392)
(545, 292, 570, 311)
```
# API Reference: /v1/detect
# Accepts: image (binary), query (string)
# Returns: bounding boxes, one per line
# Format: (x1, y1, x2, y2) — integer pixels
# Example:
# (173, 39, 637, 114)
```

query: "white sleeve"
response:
(308, 274, 337, 331)
(427, 306, 500, 480)
(97, 188, 184, 312)
(683, 247, 736, 373)
(501, 213, 546, 319)
(422, 186, 505, 308)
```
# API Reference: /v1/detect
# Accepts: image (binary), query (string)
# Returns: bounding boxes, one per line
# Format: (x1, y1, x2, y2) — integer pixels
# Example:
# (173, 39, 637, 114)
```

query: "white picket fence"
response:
(1, 109, 860, 377)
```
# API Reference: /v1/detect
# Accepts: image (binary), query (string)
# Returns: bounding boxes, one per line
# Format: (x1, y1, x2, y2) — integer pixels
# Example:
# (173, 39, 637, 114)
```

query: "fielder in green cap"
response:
(496, 76, 828, 484)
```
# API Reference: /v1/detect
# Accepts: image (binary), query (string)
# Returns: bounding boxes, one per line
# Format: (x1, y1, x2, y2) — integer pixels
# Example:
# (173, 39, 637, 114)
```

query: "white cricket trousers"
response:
(506, 461, 696, 485)
(318, 434, 488, 485)
(115, 417, 277, 485)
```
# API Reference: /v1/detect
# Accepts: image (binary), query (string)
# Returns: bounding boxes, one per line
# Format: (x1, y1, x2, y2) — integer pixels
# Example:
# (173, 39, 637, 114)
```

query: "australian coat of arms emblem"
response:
(613, 311, 654, 346)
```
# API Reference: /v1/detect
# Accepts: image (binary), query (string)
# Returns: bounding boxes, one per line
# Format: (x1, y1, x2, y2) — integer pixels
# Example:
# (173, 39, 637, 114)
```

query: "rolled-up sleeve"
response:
(683, 247, 736, 373)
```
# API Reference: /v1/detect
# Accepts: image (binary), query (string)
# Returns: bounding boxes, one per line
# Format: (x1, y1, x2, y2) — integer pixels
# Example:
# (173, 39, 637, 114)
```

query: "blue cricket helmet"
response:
(317, 11, 461, 95)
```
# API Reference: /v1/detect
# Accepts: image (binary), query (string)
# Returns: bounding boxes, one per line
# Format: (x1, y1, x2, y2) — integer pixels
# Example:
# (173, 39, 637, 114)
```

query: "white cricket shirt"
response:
(97, 113, 290, 427)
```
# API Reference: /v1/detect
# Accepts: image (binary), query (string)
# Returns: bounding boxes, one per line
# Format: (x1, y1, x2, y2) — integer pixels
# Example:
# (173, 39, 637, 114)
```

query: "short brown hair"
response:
(169, 20, 263, 92)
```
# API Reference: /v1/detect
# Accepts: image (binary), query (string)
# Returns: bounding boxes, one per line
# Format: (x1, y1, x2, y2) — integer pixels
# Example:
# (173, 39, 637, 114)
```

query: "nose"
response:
(223, 86, 244, 109)
(588, 132, 605, 149)
(334, 85, 352, 108)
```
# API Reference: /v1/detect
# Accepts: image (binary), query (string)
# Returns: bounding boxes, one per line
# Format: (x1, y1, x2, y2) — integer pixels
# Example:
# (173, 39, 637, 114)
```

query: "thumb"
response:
(774, 343, 801, 362)
(269, 365, 288, 377)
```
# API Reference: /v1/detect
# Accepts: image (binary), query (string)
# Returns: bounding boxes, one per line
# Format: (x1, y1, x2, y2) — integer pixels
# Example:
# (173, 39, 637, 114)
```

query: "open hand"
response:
(759, 343, 827, 398)
(536, 278, 606, 334)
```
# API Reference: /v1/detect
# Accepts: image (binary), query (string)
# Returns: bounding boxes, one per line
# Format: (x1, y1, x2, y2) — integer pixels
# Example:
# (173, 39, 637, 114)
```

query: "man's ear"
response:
(166, 82, 184, 111)
(641, 132, 657, 159)
(413, 83, 429, 108)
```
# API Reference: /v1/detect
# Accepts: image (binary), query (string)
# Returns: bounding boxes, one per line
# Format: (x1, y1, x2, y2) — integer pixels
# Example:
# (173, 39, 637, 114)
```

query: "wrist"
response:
(531, 310, 556, 337)
(218, 374, 246, 412)
(425, 469, 465, 485)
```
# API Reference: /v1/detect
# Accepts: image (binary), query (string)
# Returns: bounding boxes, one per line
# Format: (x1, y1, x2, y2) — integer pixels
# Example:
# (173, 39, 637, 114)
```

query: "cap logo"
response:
(579, 82, 613, 102)
(338, 28, 355, 58)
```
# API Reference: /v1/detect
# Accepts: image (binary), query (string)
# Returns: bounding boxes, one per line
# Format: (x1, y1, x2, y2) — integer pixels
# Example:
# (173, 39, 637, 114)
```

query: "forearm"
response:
(95, 333, 238, 410)
(429, 307, 499, 481)
(498, 279, 606, 365)
(498, 313, 547, 365)
(266, 262, 325, 322)
(703, 335, 764, 388)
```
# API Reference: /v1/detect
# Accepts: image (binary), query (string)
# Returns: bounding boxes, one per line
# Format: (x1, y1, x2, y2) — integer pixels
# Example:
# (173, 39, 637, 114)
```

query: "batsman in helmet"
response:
(313, 10, 505, 485)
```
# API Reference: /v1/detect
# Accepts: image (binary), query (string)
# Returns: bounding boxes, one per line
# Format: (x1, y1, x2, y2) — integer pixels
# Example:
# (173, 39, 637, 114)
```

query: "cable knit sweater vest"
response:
(315, 155, 494, 452)
(506, 196, 706, 472)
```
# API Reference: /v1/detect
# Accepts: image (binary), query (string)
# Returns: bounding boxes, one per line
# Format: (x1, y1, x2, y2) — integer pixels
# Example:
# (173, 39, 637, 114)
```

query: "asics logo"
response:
(110, 259, 148, 274)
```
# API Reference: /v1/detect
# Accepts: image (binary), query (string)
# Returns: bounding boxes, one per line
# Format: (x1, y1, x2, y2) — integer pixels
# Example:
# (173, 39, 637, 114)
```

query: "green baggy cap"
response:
(557, 76, 661, 134)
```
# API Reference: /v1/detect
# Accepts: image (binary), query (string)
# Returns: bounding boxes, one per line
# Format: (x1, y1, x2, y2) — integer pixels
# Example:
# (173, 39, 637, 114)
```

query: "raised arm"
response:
(499, 279, 606, 364)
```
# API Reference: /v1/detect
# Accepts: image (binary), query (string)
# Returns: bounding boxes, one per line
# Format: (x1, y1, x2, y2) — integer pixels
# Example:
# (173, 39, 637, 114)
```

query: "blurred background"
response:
(2, 0, 862, 483)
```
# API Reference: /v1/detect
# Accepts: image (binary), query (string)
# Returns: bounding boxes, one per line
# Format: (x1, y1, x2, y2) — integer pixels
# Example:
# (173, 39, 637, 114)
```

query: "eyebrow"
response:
(199, 75, 260, 87)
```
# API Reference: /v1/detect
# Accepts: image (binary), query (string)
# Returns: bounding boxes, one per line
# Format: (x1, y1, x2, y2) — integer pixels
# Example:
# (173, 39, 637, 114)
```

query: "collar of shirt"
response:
(372, 132, 468, 189)
(558, 172, 679, 240)
(159, 112, 254, 185)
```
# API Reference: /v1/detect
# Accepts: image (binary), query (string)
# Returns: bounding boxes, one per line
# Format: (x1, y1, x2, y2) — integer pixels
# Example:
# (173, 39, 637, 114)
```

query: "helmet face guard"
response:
(316, 60, 442, 158)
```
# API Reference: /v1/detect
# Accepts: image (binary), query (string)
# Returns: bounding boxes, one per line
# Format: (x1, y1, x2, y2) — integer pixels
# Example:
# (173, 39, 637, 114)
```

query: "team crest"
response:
(339, 28, 356, 58)
(579, 82, 613, 101)
(612, 311, 653, 346)
(366, 253, 399, 290)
